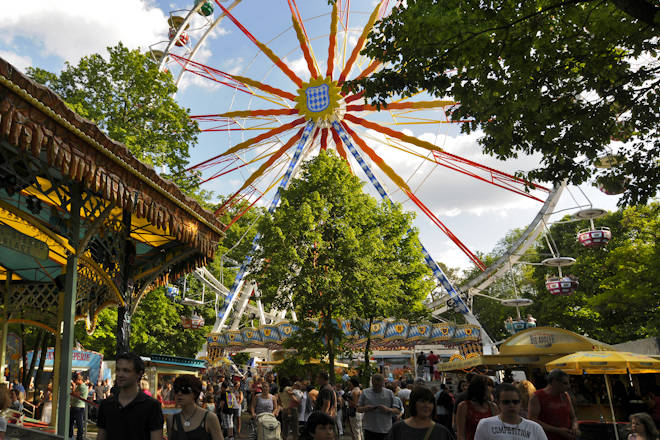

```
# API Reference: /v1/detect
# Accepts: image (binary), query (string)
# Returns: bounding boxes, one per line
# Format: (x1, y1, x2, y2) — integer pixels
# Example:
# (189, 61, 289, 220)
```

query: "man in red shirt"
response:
(426, 351, 439, 379)
(529, 369, 580, 440)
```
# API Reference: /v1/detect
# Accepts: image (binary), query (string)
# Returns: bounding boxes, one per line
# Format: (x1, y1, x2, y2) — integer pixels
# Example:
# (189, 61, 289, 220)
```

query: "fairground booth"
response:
(436, 327, 660, 423)
(0, 58, 225, 437)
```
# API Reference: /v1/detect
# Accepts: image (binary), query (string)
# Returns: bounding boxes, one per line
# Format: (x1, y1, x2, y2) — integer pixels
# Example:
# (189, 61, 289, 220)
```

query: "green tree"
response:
(75, 286, 214, 358)
(349, 0, 659, 205)
(247, 151, 433, 379)
(26, 43, 204, 196)
(526, 203, 660, 343)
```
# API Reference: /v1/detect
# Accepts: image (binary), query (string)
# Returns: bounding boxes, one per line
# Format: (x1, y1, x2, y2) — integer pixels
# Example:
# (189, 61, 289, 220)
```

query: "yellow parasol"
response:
(547, 351, 660, 440)
(546, 351, 660, 374)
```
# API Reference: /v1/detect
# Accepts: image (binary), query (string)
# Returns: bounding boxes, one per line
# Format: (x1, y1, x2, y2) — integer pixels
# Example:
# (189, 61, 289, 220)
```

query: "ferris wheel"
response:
(152, 0, 569, 348)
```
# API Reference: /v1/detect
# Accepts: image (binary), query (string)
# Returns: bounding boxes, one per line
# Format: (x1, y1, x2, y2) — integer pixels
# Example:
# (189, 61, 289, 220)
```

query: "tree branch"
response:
(610, 0, 660, 27)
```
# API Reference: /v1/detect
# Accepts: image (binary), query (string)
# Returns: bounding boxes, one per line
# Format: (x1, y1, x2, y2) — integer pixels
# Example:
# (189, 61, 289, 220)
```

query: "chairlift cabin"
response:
(542, 257, 578, 296)
(169, 28, 190, 47)
(195, 0, 214, 16)
(181, 313, 205, 329)
(574, 208, 612, 248)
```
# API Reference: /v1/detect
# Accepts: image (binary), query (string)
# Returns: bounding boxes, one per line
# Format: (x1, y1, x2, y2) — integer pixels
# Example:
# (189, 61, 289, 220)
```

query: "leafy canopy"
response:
(349, 0, 659, 205)
(468, 203, 659, 344)
(248, 151, 433, 371)
(26, 43, 204, 196)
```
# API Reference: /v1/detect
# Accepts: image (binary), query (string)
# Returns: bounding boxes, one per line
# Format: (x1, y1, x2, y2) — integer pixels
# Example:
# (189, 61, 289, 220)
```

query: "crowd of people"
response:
(1, 353, 659, 440)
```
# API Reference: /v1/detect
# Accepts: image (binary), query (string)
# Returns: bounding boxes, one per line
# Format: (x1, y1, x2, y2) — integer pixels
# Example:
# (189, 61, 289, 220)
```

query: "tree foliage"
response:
(26, 43, 205, 197)
(248, 152, 434, 377)
(469, 203, 659, 344)
(349, 0, 659, 205)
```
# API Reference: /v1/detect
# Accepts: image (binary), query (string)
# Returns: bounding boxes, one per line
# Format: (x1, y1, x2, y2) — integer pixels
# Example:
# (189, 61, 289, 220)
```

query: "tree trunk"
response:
(362, 317, 374, 385)
(34, 332, 50, 405)
(116, 306, 131, 355)
(23, 330, 43, 391)
(325, 316, 335, 384)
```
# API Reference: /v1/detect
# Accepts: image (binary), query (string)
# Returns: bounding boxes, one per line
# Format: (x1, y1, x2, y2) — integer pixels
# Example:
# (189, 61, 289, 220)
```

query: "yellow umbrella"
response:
(546, 351, 660, 374)
(546, 351, 660, 440)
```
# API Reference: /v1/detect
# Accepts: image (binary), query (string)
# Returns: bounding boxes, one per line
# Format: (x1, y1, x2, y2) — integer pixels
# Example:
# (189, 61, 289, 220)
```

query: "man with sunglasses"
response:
(474, 383, 547, 440)
(97, 352, 164, 440)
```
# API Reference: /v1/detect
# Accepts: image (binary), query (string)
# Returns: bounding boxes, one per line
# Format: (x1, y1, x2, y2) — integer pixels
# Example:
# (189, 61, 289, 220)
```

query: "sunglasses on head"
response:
(174, 385, 194, 394)
(500, 399, 520, 405)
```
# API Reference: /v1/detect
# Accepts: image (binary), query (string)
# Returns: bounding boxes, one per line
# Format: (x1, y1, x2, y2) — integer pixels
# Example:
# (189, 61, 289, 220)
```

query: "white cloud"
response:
(0, 0, 168, 64)
(0, 50, 32, 72)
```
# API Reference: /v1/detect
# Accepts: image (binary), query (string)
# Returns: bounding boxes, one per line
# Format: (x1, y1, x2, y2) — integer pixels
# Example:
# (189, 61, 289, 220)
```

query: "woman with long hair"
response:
(516, 380, 536, 418)
(455, 375, 499, 440)
(166, 375, 223, 440)
(629, 412, 659, 440)
(385, 387, 453, 440)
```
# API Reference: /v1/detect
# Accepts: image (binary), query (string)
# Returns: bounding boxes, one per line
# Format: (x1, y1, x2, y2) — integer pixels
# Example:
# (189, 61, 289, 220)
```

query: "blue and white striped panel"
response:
(332, 121, 472, 317)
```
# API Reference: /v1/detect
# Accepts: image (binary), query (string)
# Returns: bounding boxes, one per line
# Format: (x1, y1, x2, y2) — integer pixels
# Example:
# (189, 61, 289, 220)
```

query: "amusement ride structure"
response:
(149, 0, 620, 359)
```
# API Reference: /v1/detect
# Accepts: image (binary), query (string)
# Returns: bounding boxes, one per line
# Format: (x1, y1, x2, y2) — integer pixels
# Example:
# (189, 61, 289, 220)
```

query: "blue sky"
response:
(0, 0, 622, 273)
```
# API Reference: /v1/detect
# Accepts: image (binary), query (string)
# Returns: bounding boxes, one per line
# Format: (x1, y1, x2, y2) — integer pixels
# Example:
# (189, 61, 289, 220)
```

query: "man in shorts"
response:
(97, 352, 163, 440)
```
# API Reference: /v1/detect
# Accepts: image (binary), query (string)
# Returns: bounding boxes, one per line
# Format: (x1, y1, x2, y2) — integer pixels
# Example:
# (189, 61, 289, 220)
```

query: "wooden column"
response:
(0, 273, 10, 383)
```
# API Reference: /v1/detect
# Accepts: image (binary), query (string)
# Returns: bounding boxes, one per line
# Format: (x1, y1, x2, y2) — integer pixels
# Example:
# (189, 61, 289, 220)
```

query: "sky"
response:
(0, 0, 623, 275)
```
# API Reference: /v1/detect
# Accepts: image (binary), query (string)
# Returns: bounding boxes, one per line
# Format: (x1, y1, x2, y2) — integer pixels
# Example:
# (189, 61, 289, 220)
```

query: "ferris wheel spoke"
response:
(214, 0, 303, 87)
(347, 100, 457, 113)
(234, 128, 306, 195)
(327, 1, 339, 77)
(344, 114, 443, 153)
(231, 74, 297, 102)
(320, 128, 329, 151)
(290, 4, 319, 79)
(330, 127, 350, 163)
(337, 1, 383, 85)
(205, 109, 299, 118)
(405, 191, 487, 271)
(220, 117, 306, 157)
(169, 53, 252, 94)
(187, 117, 305, 171)
(339, 121, 411, 193)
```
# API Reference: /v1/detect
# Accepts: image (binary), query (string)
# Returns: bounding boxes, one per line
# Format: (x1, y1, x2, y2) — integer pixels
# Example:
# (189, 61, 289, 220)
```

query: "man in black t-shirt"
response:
(218, 382, 238, 440)
(97, 352, 163, 440)
(315, 372, 337, 417)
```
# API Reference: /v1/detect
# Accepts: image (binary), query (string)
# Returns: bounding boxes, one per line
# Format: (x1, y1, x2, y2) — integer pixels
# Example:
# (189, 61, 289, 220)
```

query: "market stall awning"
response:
(436, 327, 613, 372)
(546, 351, 660, 375)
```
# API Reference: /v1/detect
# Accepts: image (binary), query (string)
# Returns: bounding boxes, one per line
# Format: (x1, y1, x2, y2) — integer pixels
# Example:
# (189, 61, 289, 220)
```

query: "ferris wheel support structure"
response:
(331, 121, 495, 350)
(214, 121, 317, 331)
(457, 182, 566, 298)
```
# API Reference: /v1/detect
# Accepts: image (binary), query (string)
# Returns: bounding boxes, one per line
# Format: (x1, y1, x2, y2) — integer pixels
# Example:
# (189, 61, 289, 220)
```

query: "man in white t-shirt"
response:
(475, 383, 547, 440)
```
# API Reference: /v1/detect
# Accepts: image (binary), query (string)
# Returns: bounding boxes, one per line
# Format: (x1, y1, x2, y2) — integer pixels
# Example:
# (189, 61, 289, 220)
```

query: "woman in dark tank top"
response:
(166, 375, 224, 440)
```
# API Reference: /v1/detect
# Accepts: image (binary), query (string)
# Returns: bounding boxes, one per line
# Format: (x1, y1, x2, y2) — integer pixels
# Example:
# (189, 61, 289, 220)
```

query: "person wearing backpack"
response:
(219, 382, 238, 440)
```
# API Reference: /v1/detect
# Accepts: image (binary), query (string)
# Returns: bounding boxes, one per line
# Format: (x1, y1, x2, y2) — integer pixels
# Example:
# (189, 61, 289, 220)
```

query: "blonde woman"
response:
(516, 380, 536, 418)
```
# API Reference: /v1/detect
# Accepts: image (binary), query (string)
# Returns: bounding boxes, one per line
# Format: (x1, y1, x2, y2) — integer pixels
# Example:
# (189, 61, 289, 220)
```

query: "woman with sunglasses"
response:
(167, 375, 224, 440)
(474, 383, 547, 440)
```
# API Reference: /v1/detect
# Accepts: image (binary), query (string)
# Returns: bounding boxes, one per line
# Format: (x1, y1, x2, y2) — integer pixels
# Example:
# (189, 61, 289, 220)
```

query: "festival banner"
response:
(26, 348, 103, 383)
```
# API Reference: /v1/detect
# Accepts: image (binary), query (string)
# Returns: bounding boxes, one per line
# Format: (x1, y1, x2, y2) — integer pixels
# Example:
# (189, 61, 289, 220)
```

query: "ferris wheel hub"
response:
(295, 77, 345, 127)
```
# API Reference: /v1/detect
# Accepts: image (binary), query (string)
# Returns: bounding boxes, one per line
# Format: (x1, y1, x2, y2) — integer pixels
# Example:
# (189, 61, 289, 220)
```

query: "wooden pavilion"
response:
(0, 57, 225, 436)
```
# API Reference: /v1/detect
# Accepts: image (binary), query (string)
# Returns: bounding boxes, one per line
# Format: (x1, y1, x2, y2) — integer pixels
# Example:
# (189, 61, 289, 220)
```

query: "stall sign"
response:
(0, 224, 49, 260)
(529, 333, 556, 348)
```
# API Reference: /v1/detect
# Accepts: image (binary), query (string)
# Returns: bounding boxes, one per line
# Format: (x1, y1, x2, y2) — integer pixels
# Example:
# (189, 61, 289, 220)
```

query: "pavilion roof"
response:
(0, 57, 224, 259)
